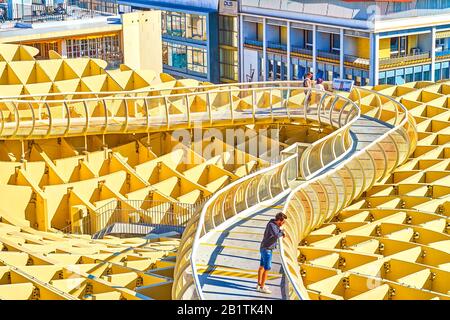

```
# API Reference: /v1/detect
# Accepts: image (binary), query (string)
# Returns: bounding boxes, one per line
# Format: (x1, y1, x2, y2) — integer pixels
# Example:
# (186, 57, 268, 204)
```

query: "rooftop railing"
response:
(10, 2, 117, 24)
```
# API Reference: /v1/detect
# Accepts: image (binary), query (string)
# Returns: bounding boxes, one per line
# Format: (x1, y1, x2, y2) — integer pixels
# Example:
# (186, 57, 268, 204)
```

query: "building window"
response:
(268, 59, 274, 80)
(405, 68, 414, 83)
(390, 36, 407, 57)
(292, 64, 299, 80)
(276, 60, 282, 80)
(162, 11, 207, 41)
(305, 30, 313, 50)
(188, 47, 207, 74)
(163, 41, 207, 75)
(219, 15, 238, 82)
(26, 41, 60, 59)
(414, 66, 423, 81)
(219, 48, 238, 82)
(219, 15, 238, 47)
(65, 34, 122, 68)
(163, 42, 187, 70)
(378, 72, 386, 85)
(436, 38, 446, 52)
(423, 65, 431, 81)
(258, 54, 264, 81)
(187, 14, 207, 41)
(443, 62, 450, 79)
(331, 34, 340, 54)
(164, 11, 186, 38)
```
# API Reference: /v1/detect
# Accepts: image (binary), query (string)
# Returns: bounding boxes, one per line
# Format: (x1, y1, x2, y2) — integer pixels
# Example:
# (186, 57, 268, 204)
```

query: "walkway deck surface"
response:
(195, 115, 392, 300)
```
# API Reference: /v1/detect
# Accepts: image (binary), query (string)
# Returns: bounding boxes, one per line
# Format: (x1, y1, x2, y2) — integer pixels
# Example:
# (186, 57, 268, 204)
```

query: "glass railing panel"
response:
(125, 97, 148, 133)
(367, 143, 388, 182)
(47, 101, 69, 137)
(14, 101, 35, 137)
(65, 100, 88, 136)
(166, 94, 189, 127)
(286, 88, 306, 117)
(280, 87, 418, 300)
(85, 100, 107, 134)
(344, 158, 365, 201)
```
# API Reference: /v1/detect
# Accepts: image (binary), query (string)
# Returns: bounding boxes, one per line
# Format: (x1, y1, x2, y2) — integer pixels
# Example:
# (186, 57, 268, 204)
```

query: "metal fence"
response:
(62, 198, 209, 239)
(12, 2, 117, 23)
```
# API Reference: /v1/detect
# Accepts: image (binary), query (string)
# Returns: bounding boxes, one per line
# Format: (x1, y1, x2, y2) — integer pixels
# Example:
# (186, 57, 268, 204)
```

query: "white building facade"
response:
(238, 0, 450, 86)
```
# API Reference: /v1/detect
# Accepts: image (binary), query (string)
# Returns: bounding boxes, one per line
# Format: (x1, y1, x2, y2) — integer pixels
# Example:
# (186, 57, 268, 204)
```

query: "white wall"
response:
(122, 11, 163, 72)
(243, 48, 259, 82)
(344, 35, 357, 56)
(417, 33, 432, 52)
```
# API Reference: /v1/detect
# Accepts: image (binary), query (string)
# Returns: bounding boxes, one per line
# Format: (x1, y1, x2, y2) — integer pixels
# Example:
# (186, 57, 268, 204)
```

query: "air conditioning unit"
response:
(411, 47, 421, 55)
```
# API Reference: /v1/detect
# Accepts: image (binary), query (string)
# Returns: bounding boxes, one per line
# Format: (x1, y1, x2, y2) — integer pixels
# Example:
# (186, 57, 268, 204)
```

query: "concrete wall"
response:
(122, 11, 163, 73)
(417, 33, 432, 52)
(344, 36, 370, 59)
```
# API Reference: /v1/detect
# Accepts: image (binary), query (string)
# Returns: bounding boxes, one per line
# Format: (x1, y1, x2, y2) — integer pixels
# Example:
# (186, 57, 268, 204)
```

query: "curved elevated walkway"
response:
(196, 115, 392, 300)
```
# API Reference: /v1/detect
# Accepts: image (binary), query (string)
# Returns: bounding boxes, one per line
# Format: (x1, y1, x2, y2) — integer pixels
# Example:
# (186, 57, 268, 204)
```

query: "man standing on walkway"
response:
(257, 212, 287, 294)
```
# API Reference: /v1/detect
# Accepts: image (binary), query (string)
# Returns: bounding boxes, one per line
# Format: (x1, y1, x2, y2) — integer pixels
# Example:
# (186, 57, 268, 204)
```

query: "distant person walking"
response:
(303, 72, 313, 88)
(315, 78, 325, 91)
(315, 78, 325, 105)
(303, 72, 313, 105)
(256, 212, 287, 294)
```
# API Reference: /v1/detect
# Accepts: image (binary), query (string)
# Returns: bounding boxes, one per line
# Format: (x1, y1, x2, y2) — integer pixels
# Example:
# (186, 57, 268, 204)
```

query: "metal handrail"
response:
(298, 90, 360, 179)
(62, 199, 200, 236)
(0, 84, 353, 140)
(191, 153, 298, 299)
(171, 88, 359, 300)
(279, 87, 418, 300)
(0, 80, 306, 100)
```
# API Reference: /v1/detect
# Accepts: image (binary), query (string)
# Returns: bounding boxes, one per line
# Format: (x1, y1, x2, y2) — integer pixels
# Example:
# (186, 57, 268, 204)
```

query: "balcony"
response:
(244, 38, 312, 55)
(291, 46, 313, 56)
(244, 38, 263, 48)
(379, 51, 431, 68)
(436, 49, 450, 60)
(244, 38, 369, 68)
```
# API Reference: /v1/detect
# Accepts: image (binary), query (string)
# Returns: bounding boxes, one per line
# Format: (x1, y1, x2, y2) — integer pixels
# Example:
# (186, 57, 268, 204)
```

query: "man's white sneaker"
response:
(256, 284, 260, 291)
(258, 286, 272, 294)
